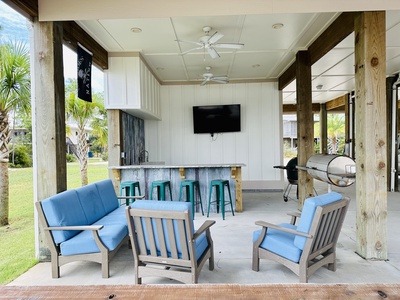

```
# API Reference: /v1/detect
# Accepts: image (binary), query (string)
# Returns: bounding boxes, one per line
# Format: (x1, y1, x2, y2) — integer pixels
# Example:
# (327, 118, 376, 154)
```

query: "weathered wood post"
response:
(354, 11, 387, 260)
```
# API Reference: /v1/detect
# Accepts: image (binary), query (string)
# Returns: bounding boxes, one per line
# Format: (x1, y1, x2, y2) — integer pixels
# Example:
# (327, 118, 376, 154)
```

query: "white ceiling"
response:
(75, 10, 400, 104)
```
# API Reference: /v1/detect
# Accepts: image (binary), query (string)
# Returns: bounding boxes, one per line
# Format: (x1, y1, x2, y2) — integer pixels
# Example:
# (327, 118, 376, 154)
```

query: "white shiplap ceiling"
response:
(73, 10, 400, 104)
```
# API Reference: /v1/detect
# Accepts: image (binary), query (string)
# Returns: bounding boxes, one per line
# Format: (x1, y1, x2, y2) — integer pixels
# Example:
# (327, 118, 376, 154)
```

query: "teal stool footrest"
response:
(120, 181, 141, 205)
(207, 179, 234, 220)
(150, 180, 173, 200)
(178, 180, 204, 219)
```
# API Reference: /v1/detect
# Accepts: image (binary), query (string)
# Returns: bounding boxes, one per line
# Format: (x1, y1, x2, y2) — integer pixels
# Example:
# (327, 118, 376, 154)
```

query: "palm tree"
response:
(90, 95, 108, 155)
(65, 82, 103, 186)
(0, 41, 30, 226)
(315, 113, 345, 154)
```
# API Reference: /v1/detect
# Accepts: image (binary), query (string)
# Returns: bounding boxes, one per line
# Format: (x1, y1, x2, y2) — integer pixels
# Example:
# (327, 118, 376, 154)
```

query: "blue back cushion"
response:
(41, 190, 88, 244)
(130, 200, 195, 257)
(95, 179, 119, 214)
(294, 192, 343, 249)
(76, 183, 107, 224)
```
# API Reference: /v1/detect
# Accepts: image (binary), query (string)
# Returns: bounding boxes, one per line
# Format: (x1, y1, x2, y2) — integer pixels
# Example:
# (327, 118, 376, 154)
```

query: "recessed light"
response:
(272, 23, 284, 29)
(130, 27, 142, 33)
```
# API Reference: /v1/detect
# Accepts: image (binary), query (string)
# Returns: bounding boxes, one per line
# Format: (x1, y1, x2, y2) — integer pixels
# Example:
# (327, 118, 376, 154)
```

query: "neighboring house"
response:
(283, 115, 320, 151)
(10, 128, 29, 141)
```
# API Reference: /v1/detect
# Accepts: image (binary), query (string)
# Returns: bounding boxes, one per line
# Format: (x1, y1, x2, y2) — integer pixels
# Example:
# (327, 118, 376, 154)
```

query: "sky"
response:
(0, 1, 104, 93)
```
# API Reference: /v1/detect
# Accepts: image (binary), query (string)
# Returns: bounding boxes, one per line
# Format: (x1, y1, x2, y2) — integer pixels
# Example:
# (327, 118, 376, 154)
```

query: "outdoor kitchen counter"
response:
(109, 164, 245, 212)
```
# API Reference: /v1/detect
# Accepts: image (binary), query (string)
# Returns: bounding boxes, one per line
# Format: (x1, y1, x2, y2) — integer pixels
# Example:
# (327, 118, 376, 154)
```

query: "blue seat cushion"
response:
(253, 223, 302, 263)
(294, 192, 343, 249)
(130, 200, 208, 261)
(60, 207, 128, 256)
(41, 190, 88, 244)
(76, 183, 107, 224)
(95, 179, 119, 214)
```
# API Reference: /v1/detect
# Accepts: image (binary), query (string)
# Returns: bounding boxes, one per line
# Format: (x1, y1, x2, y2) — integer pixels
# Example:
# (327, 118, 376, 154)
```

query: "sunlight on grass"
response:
(0, 161, 109, 285)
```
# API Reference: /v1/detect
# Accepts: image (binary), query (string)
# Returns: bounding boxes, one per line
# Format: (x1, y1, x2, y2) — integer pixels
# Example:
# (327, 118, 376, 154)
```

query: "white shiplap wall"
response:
(145, 82, 285, 190)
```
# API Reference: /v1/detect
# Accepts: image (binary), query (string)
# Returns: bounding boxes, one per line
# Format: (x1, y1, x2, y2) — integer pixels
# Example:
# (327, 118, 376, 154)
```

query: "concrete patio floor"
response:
(7, 180, 400, 286)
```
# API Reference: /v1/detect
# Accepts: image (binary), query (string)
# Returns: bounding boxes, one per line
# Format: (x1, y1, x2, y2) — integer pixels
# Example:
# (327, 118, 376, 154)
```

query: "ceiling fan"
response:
(177, 26, 244, 59)
(201, 67, 229, 86)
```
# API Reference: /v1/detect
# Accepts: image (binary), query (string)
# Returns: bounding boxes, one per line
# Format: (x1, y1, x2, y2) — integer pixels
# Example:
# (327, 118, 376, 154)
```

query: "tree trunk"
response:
(77, 127, 88, 186)
(0, 159, 9, 226)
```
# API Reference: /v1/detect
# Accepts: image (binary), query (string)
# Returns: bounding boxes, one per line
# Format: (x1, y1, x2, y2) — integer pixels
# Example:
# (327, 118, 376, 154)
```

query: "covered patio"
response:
(6, 182, 400, 287)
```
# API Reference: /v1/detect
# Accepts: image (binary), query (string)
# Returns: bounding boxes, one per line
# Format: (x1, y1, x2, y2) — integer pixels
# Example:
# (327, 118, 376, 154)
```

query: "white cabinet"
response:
(105, 54, 161, 120)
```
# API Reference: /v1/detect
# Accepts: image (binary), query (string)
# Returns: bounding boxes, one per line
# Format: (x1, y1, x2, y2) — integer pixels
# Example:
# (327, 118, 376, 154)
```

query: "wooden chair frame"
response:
(252, 197, 350, 283)
(126, 206, 215, 284)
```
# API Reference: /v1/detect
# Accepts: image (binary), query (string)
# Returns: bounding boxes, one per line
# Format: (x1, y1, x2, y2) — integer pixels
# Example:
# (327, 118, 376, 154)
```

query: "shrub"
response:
(101, 152, 108, 162)
(66, 153, 77, 162)
(8, 145, 32, 168)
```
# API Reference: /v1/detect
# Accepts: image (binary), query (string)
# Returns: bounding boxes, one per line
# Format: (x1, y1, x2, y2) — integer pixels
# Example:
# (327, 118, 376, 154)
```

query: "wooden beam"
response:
(279, 12, 356, 91)
(62, 21, 108, 70)
(354, 11, 387, 260)
(2, 0, 38, 20)
(278, 63, 296, 90)
(309, 12, 356, 65)
(325, 95, 347, 111)
(296, 50, 314, 208)
(283, 103, 320, 114)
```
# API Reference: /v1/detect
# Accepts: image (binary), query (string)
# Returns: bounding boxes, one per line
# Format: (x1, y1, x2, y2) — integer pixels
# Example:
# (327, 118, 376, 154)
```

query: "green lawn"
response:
(0, 160, 109, 285)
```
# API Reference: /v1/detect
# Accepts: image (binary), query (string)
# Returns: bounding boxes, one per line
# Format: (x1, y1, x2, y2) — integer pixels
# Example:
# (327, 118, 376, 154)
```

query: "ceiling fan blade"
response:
(207, 47, 220, 59)
(180, 46, 204, 55)
(212, 75, 228, 79)
(200, 79, 208, 86)
(211, 78, 229, 84)
(175, 39, 203, 46)
(213, 43, 244, 49)
(207, 31, 224, 44)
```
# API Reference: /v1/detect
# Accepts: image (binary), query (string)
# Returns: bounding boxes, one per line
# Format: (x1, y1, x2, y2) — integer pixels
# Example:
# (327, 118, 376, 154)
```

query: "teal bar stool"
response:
(207, 179, 234, 220)
(120, 181, 141, 205)
(178, 180, 204, 219)
(150, 180, 173, 200)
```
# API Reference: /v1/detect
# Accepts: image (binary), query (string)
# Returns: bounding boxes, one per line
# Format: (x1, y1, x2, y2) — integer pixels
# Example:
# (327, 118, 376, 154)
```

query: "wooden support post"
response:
(320, 103, 328, 154)
(108, 109, 122, 193)
(296, 51, 314, 208)
(32, 20, 66, 260)
(231, 167, 243, 213)
(386, 75, 398, 192)
(354, 11, 387, 260)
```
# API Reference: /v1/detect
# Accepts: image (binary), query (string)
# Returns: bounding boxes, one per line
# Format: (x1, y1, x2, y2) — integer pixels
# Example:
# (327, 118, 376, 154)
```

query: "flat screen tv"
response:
(193, 104, 241, 135)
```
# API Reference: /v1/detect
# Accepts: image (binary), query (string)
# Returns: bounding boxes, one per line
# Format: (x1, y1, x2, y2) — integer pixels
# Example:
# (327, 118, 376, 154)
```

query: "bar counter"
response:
(109, 164, 245, 212)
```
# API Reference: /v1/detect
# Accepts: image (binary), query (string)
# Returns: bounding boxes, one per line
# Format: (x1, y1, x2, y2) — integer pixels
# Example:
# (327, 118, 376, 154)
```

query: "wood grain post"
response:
(108, 109, 122, 194)
(354, 11, 387, 260)
(319, 103, 328, 154)
(296, 50, 315, 209)
(31, 20, 66, 260)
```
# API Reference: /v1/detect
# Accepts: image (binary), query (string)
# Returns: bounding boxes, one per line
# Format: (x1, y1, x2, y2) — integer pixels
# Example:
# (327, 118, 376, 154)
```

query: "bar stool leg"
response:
(226, 183, 234, 216)
(195, 182, 204, 216)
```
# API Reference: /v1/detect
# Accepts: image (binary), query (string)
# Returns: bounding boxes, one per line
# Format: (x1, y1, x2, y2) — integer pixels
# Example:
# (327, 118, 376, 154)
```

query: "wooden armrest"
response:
(255, 220, 312, 238)
(193, 220, 216, 240)
(44, 225, 104, 231)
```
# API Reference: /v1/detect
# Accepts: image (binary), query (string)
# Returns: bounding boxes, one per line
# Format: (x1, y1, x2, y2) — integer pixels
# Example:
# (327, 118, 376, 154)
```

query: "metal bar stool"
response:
(120, 181, 141, 205)
(150, 180, 173, 200)
(178, 180, 204, 219)
(207, 179, 234, 220)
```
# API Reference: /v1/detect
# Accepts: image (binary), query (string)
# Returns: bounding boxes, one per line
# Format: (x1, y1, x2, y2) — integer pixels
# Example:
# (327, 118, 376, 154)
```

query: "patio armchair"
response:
(252, 192, 350, 283)
(126, 200, 215, 284)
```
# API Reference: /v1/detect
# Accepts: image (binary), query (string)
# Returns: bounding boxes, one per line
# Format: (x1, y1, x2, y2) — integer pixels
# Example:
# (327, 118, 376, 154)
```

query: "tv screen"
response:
(193, 104, 241, 134)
